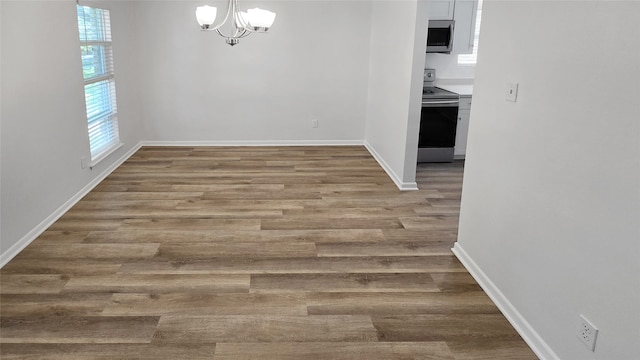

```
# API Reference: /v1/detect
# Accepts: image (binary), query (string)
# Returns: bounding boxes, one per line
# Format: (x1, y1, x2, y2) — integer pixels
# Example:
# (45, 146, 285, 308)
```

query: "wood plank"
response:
(426, 198, 463, 208)
(0, 344, 218, 360)
(155, 242, 317, 259)
(261, 218, 404, 230)
(102, 293, 307, 316)
(0, 316, 159, 343)
(120, 218, 261, 231)
(45, 218, 123, 231)
(201, 190, 323, 201)
(399, 216, 460, 230)
(447, 339, 539, 360)
(413, 207, 462, 215)
(84, 229, 385, 244)
(250, 273, 440, 293)
(430, 272, 483, 293)
(81, 191, 204, 201)
(153, 315, 378, 343)
(316, 241, 453, 257)
(383, 229, 458, 242)
(62, 274, 250, 293)
(372, 314, 524, 341)
(70, 200, 183, 210)
(63, 208, 284, 219)
(30, 231, 89, 244)
(282, 207, 418, 219)
(0, 259, 122, 275)
(306, 292, 499, 315)
(266, 159, 379, 167)
(172, 184, 285, 192)
(174, 199, 305, 210)
(118, 256, 467, 275)
(284, 184, 390, 192)
(16, 244, 159, 260)
(0, 293, 112, 317)
(299, 197, 431, 208)
(213, 342, 454, 360)
(93, 184, 174, 192)
(0, 274, 69, 294)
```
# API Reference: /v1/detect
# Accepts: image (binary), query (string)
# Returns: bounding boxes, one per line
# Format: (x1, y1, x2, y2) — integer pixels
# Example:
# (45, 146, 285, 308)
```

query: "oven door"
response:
(418, 99, 459, 162)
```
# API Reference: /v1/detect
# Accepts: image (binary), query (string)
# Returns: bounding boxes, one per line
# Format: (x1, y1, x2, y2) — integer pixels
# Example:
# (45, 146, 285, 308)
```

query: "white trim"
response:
(452, 242, 561, 360)
(364, 141, 418, 191)
(139, 140, 364, 147)
(89, 142, 123, 168)
(0, 142, 142, 268)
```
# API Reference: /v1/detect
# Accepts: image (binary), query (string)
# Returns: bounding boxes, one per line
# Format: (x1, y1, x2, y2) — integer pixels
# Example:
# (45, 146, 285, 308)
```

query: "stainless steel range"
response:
(418, 68, 460, 162)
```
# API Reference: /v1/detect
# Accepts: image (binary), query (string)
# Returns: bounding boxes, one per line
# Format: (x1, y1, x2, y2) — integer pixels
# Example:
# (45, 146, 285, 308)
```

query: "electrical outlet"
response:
(577, 314, 598, 351)
(80, 156, 88, 169)
(312, 119, 319, 128)
(506, 83, 519, 102)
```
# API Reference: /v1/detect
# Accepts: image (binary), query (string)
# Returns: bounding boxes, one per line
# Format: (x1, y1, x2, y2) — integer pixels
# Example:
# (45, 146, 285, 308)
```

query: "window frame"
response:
(77, 5, 121, 166)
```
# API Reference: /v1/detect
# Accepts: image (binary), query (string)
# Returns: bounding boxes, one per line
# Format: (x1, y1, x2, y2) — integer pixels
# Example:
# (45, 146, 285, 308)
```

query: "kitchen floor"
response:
(0, 146, 537, 359)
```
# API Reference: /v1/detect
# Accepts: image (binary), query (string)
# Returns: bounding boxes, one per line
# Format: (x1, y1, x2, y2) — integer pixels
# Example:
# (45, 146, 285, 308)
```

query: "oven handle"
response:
(422, 100, 460, 107)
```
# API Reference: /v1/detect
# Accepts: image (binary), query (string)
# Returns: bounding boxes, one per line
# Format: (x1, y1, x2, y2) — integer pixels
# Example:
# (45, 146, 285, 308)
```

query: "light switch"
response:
(506, 83, 519, 102)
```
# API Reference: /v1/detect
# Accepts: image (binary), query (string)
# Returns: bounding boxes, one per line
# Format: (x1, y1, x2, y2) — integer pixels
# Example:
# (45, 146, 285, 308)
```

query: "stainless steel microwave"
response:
(426, 20, 455, 53)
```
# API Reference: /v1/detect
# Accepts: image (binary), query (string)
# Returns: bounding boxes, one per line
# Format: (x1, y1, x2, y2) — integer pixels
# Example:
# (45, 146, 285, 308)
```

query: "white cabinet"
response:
(428, 0, 478, 54)
(452, 0, 478, 54)
(429, 0, 455, 20)
(454, 95, 472, 158)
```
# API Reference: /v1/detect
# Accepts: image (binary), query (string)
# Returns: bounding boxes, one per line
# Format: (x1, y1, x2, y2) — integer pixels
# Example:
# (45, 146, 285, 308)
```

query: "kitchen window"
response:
(458, 0, 482, 65)
(77, 5, 121, 165)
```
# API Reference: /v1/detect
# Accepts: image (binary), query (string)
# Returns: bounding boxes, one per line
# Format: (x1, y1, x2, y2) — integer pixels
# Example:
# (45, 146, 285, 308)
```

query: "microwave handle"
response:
(448, 23, 455, 52)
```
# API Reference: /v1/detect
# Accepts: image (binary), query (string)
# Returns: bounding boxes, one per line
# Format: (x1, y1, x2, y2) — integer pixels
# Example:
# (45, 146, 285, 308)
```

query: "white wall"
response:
(456, 1, 640, 359)
(425, 52, 475, 79)
(135, 0, 373, 144)
(0, 0, 142, 260)
(365, 0, 427, 189)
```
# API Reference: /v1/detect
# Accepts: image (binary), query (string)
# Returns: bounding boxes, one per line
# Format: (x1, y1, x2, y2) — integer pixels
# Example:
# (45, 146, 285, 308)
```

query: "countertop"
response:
(436, 84, 473, 96)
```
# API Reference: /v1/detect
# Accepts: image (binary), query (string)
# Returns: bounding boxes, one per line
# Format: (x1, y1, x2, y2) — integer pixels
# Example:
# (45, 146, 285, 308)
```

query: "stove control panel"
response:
(424, 68, 436, 86)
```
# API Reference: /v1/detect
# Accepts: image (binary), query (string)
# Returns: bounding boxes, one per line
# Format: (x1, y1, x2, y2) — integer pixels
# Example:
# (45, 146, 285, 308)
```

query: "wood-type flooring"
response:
(0, 146, 538, 359)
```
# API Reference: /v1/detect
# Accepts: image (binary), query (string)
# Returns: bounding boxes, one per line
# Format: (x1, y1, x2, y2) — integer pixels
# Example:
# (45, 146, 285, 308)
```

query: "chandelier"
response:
(195, 0, 276, 46)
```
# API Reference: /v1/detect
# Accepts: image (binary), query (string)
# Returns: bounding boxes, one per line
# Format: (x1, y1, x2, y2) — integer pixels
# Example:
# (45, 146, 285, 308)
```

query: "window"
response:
(77, 5, 120, 163)
(458, 0, 483, 65)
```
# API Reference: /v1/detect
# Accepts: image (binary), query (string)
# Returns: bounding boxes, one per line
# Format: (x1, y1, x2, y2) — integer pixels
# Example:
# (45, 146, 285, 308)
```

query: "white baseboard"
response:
(452, 242, 560, 360)
(139, 140, 365, 147)
(364, 141, 418, 191)
(0, 142, 143, 268)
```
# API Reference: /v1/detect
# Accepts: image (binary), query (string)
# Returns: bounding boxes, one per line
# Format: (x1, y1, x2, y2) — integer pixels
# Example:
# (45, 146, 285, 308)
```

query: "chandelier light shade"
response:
(196, 6, 217, 29)
(242, 8, 276, 29)
(196, 0, 276, 46)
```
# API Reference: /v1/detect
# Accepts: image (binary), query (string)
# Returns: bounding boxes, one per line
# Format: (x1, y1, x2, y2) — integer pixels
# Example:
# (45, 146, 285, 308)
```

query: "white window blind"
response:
(458, 0, 483, 65)
(77, 5, 120, 162)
